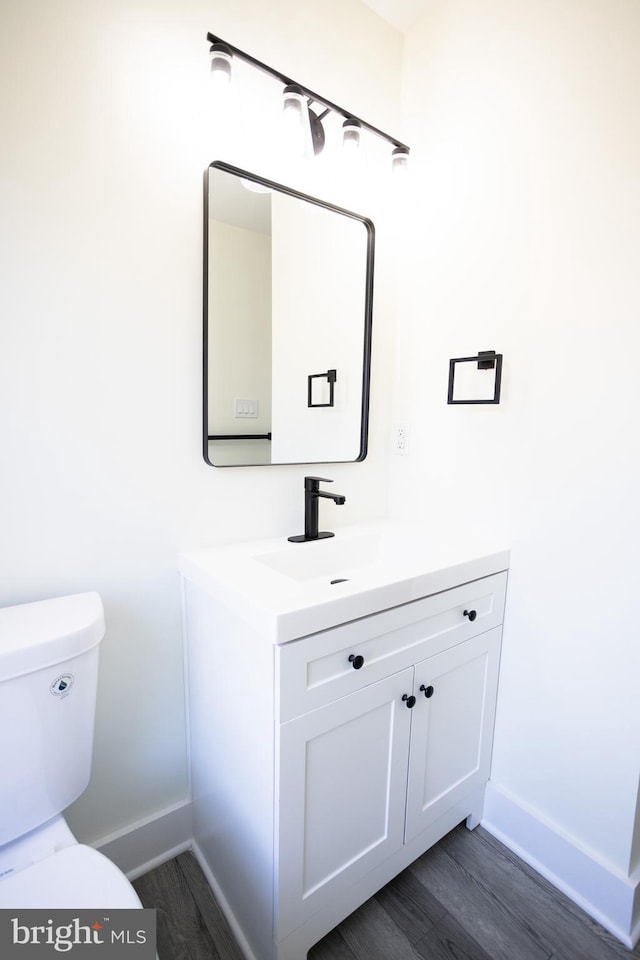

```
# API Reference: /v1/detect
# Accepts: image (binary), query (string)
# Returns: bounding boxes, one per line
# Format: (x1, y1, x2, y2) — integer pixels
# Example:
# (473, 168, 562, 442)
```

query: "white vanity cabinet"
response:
(181, 542, 508, 960)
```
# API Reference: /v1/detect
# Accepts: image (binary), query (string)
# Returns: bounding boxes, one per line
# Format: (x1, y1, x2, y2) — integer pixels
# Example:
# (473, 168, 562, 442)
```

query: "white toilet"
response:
(0, 592, 142, 909)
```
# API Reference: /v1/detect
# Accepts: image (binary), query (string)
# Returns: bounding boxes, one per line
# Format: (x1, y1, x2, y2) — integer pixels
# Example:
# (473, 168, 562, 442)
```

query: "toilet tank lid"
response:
(0, 593, 105, 682)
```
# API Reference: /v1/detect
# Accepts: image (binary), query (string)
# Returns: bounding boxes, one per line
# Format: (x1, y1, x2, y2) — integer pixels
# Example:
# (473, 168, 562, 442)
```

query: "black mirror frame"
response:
(203, 160, 375, 467)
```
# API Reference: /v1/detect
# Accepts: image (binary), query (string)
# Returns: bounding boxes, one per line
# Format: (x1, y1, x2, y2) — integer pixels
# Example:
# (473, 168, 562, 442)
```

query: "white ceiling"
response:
(360, 0, 434, 32)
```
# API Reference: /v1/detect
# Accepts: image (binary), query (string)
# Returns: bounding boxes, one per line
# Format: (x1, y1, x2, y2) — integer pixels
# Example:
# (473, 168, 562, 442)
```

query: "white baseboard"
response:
(191, 841, 257, 960)
(482, 783, 639, 949)
(92, 799, 193, 880)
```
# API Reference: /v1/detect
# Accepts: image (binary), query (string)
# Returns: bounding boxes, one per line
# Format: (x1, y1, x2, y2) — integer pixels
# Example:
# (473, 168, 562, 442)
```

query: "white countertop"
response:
(179, 522, 509, 643)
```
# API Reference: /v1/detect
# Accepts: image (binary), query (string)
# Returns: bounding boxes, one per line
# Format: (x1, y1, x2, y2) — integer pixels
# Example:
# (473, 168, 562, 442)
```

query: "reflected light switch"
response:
(234, 398, 258, 418)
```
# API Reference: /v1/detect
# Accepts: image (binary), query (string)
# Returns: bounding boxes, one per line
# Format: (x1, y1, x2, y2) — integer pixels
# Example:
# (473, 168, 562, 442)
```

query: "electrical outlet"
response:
(392, 422, 410, 456)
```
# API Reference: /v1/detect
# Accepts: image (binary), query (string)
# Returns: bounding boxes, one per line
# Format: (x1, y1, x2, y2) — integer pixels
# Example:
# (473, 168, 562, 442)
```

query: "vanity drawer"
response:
(277, 572, 507, 721)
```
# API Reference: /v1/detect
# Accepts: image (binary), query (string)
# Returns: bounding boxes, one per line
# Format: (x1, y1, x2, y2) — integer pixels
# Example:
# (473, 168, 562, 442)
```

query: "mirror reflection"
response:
(204, 162, 374, 466)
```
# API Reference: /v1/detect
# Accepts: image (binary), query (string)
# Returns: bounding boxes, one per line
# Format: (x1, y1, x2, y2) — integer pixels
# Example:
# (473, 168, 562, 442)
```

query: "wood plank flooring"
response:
(133, 823, 639, 960)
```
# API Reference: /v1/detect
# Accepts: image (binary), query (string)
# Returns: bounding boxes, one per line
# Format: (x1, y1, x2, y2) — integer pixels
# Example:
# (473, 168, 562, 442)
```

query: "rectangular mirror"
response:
(204, 161, 374, 466)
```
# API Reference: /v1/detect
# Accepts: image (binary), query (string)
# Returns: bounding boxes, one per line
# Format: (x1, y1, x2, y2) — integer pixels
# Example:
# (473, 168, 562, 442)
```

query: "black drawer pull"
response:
(463, 609, 477, 622)
(420, 684, 434, 699)
(402, 694, 416, 709)
(348, 654, 364, 670)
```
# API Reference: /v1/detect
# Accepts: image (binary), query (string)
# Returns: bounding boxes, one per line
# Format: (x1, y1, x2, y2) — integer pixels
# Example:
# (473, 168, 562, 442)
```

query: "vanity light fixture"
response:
(207, 32, 410, 173)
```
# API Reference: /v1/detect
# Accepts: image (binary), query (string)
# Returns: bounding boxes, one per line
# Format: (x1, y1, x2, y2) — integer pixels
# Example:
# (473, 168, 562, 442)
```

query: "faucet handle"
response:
(304, 476, 334, 488)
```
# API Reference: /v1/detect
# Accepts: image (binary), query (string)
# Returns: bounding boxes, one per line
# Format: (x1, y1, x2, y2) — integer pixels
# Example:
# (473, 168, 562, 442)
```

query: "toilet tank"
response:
(0, 593, 105, 847)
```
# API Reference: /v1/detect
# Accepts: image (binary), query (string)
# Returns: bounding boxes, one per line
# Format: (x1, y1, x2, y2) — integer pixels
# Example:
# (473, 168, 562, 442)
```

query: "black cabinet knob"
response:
(348, 654, 364, 670)
(463, 609, 477, 622)
(420, 684, 435, 699)
(402, 694, 416, 709)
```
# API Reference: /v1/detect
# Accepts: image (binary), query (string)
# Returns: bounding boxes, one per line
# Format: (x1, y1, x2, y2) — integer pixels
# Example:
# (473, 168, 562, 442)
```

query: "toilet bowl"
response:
(0, 841, 143, 909)
(0, 816, 142, 909)
(0, 593, 142, 911)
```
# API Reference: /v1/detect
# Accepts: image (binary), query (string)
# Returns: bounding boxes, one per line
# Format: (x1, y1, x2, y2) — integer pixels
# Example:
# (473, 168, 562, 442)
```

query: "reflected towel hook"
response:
(308, 369, 337, 408)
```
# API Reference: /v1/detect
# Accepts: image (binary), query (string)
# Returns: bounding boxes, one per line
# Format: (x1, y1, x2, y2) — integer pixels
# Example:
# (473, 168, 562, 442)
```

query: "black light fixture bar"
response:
(207, 32, 410, 154)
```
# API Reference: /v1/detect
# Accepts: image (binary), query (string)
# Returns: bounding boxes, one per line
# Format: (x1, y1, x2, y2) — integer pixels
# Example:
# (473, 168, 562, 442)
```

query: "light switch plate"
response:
(234, 399, 258, 418)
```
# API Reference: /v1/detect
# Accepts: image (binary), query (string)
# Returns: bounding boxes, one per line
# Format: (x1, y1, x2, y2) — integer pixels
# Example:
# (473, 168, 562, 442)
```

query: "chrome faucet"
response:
(288, 476, 346, 543)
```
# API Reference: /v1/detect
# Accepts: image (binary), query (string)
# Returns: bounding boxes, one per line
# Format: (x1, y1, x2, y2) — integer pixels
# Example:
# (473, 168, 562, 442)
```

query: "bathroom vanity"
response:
(180, 525, 509, 960)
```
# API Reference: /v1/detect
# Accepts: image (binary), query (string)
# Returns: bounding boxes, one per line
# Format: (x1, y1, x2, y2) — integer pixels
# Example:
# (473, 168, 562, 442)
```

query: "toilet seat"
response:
(0, 845, 142, 909)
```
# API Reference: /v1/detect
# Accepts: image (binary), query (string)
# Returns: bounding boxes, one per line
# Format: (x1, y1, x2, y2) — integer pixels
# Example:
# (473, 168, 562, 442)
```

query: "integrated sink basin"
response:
(254, 530, 412, 582)
(179, 522, 509, 643)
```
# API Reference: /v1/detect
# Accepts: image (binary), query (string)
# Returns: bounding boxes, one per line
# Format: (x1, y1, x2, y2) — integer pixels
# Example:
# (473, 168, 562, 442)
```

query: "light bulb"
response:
(342, 118, 361, 151)
(209, 43, 232, 86)
(391, 146, 410, 174)
(283, 85, 305, 123)
(282, 84, 312, 159)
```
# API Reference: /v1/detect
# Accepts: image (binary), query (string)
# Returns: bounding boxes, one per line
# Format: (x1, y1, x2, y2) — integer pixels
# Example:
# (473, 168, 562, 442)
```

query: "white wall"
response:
(0, 0, 403, 844)
(208, 217, 272, 463)
(396, 0, 639, 941)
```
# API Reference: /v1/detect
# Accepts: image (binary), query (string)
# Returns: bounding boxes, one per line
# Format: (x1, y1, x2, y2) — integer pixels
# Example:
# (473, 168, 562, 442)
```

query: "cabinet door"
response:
(276, 667, 414, 940)
(405, 628, 501, 843)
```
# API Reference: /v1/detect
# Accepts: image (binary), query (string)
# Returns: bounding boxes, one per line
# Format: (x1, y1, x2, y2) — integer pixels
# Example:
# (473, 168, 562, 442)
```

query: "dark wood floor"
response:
(133, 823, 638, 960)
